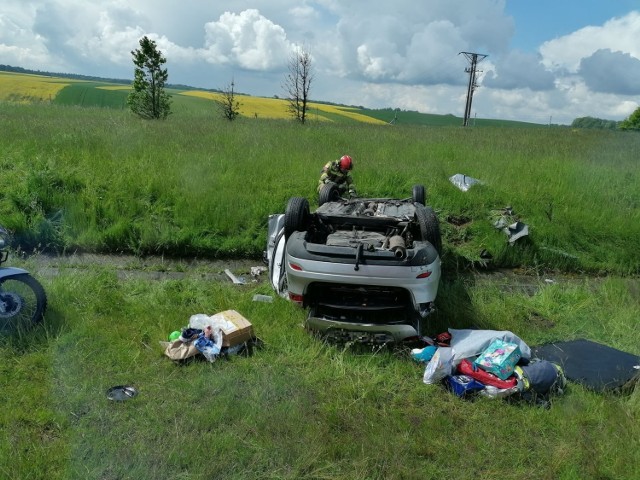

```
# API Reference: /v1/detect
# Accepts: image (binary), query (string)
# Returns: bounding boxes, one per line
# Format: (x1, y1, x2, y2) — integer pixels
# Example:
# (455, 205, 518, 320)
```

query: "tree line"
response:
(570, 115, 640, 131)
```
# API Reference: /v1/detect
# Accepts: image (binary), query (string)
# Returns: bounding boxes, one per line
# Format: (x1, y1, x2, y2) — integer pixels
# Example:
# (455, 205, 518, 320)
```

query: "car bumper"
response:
(285, 253, 441, 308)
(305, 313, 420, 343)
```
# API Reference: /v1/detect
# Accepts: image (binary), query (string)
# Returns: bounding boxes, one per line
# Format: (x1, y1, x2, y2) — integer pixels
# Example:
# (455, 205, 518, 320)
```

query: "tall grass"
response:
(0, 258, 637, 479)
(1, 101, 638, 478)
(0, 102, 639, 273)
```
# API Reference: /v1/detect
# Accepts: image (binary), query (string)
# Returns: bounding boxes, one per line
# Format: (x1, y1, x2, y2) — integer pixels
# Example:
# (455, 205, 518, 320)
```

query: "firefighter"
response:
(318, 155, 356, 196)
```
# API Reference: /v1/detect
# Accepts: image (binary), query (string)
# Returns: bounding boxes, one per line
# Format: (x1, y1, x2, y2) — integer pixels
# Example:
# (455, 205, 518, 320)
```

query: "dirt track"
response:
(25, 252, 268, 284)
(23, 252, 625, 298)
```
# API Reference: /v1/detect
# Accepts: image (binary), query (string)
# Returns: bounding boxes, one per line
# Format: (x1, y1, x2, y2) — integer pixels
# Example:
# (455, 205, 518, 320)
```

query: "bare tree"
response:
(283, 47, 313, 123)
(215, 79, 241, 121)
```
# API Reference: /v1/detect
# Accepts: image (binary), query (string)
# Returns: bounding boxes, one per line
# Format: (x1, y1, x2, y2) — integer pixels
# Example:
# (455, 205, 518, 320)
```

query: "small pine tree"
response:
(127, 36, 172, 119)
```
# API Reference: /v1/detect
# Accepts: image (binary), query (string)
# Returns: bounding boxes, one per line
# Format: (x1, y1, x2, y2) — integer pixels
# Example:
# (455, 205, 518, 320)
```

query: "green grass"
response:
(1, 102, 639, 274)
(0, 258, 638, 479)
(52, 82, 130, 109)
(0, 101, 639, 479)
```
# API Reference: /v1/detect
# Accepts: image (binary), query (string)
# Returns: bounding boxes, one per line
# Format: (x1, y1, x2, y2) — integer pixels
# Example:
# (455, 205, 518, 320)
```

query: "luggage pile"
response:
(415, 329, 566, 407)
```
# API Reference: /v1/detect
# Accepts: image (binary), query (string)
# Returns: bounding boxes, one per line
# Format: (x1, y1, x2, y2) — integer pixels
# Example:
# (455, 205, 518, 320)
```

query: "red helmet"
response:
(339, 155, 353, 171)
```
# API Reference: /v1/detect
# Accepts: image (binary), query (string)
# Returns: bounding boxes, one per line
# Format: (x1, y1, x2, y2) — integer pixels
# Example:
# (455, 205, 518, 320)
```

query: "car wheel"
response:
(412, 184, 426, 205)
(415, 204, 442, 254)
(284, 197, 310, 238)
(318, 182, 341, 206)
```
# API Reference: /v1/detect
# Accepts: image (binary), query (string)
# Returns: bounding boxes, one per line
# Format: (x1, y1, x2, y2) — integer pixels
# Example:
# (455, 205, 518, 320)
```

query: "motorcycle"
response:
(0, 224, 47, 333)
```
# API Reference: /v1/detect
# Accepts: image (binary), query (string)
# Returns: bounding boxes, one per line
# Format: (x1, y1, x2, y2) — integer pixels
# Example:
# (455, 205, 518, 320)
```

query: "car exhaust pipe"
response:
(388, 235, 406, 259)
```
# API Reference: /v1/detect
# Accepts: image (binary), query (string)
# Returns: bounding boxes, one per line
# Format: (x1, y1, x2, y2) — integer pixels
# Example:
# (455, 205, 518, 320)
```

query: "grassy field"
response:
(1, 255, 638, 479)
(0, 95, 638, 479)
(0, 101, 639, 274)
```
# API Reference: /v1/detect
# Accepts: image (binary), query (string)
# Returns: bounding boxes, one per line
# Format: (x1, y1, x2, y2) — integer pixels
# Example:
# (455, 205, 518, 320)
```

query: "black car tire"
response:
(284, 197, 310, 238)
(415, 204, 442, 254)
(318, 182, 341, 206)
(412, 184, 426, 205)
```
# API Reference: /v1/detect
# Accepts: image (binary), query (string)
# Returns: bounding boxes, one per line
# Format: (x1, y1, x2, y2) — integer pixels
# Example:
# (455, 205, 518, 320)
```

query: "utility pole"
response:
(459, 52, 487, 127)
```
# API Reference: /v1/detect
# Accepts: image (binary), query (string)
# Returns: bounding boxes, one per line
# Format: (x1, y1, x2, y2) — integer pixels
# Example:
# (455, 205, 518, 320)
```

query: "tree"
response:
(619, 106, 640, 131)
(215, 79, 241, 121)
(283, 47, 313, 123)
(571, 116, 619, 130)
(127, 36, 171, 119)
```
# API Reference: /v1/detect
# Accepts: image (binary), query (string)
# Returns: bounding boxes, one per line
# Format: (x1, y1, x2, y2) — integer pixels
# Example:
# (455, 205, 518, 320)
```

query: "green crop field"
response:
(52, 82, 130, 109)
(0, 92, 639, 479)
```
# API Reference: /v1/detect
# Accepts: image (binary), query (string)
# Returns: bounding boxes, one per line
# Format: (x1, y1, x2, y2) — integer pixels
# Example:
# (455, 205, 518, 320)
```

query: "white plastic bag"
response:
(423, 347, 455, 385)
(188, 313, 235, 333)
(448, 328, 532, 362)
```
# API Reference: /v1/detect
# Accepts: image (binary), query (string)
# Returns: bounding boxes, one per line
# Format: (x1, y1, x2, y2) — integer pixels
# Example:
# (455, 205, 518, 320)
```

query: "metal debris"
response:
(491, 206, 529, 244)
(449, 173, 482, 192)
(225, 269, 245, 285)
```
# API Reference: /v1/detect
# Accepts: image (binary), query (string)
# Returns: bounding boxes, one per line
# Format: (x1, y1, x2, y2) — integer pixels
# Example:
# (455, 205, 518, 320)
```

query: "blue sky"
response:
(1, 0, 639, 124)
(505, 0, 640, 51)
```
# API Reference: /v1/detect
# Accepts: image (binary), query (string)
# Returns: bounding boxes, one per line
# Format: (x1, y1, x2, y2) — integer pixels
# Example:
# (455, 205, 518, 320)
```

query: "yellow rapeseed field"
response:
(309, 103, 387, 124)
(0, 72, 386, 124)
(180, 90, 386, 124)
(181, 91, 291, 119)
(0, 71, 71, 102)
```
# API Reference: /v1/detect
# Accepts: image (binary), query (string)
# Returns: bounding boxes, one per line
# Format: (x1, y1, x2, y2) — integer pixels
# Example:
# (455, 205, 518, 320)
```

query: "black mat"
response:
(531, 339, 640, 392)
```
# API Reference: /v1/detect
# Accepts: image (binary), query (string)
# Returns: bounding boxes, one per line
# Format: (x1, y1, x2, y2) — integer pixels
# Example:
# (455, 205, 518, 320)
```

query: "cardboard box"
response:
(217, 310, 254, 347)
(473, 339, 521, 380)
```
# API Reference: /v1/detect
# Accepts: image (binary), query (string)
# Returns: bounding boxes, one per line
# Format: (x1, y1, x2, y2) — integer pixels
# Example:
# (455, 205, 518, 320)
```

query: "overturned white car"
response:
(264, 184, 442, 343)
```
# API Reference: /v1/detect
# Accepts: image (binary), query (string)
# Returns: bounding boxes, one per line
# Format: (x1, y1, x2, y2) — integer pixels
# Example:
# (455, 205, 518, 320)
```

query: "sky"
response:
(1, 0, 639, 125)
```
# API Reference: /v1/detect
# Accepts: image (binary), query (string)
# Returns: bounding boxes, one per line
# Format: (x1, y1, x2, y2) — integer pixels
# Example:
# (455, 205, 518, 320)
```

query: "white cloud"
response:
(539, 11, 640, 72)
(201, 9, 294, 71)
(326, 0, 513, 86)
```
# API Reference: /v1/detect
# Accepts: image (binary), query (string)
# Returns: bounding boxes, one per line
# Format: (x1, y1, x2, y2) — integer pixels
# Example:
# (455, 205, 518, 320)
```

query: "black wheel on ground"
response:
(284, 197, 310, 238)
(318, 182, 341, 206)
(0, 274, 47, 333)
(415, 204, 442, 254)
(412, 184, 426, 205)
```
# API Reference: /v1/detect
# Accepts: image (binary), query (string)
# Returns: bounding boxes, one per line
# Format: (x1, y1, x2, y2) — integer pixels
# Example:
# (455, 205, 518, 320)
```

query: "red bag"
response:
(434, 332, 452, 346)
(457, 359, 518, 389)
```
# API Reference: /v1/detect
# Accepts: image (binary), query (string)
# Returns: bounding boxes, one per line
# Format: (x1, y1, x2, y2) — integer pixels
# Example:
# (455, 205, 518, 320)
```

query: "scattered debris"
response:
(225, 268, 245, 285)
(491, 206, 529, 244)
(106, 385, 138, 401)
(449, 173, 482, 192)
(252, 294, 273, 303)
(161, 310, 256, 363)
(251, 266, 267, 278)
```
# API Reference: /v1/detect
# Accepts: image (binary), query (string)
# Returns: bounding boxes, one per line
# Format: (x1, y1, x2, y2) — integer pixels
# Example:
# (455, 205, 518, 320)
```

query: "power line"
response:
(459, 51, 487, 127)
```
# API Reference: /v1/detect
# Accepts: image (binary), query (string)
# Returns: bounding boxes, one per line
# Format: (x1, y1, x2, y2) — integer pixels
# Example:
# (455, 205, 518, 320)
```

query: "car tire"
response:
(412, 184, 426, 205)
(415, 204, 442, 254)
(284, 197, 310, 238)
(318, 182, 341, 206)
